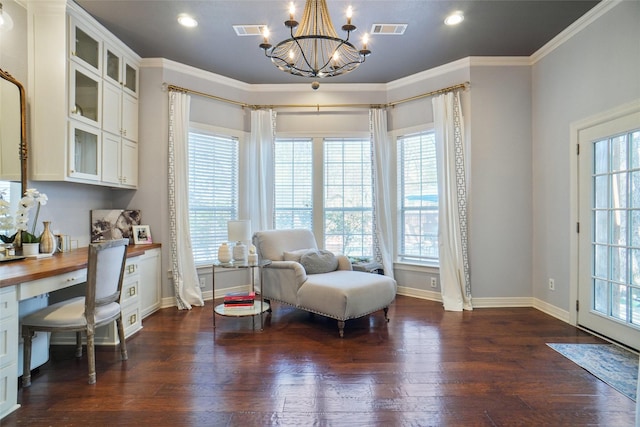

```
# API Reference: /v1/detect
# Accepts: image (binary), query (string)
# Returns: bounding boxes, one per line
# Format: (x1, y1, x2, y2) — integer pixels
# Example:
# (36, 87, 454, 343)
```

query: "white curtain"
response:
(432, 91, 472, 311)
(244, 109, 275, 233)
(168, 91, 204, 310)
(369, 109, 395, 279)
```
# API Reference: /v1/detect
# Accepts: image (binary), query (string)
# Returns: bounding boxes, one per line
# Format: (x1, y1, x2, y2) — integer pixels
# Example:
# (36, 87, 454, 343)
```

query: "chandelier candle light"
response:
(228, 220, 251, 263)
(260, 0, 371, 87)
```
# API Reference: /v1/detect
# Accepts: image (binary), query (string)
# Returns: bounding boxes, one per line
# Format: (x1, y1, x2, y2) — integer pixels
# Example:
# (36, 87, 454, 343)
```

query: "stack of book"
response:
(223, 291, 255, 309)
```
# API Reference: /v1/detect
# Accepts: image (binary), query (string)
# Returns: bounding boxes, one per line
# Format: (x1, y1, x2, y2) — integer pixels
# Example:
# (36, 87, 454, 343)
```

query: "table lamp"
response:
(228, 220, 251, 263)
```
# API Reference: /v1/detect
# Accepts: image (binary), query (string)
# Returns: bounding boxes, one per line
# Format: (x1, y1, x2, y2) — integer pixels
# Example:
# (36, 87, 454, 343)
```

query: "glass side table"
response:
(212, 259, 271, 331)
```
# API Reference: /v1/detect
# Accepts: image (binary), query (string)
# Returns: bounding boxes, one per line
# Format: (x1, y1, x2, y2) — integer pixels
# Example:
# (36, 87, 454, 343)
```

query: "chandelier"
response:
(259, 0, 371, 83)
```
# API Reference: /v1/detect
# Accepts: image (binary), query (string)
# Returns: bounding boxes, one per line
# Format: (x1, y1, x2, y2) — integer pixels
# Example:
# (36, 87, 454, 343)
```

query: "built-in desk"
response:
(0, 243, 161, 420)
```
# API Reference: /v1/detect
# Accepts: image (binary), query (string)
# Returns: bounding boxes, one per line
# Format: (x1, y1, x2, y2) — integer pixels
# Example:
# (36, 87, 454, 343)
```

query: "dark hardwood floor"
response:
(4, 295, 636, 426)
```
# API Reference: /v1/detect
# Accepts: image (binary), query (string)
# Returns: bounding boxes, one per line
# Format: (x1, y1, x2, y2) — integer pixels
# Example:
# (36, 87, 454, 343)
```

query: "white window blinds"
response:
(188, 130, 239, 265)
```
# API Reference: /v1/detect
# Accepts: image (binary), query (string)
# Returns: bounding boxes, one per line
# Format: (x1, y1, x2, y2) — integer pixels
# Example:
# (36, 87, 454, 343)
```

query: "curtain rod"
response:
(164, 82, 469, 110)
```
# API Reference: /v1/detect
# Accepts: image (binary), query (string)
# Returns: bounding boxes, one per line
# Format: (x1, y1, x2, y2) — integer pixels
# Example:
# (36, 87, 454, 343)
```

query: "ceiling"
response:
(73, 0, 601, 85)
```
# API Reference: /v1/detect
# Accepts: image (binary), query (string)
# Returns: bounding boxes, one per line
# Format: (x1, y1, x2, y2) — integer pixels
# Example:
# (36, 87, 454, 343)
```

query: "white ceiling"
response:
(74, 0, 601, 85)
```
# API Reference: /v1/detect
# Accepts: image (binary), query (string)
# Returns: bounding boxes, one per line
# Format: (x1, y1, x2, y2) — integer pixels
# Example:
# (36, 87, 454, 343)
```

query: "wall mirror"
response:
(0, 68, 28, 196)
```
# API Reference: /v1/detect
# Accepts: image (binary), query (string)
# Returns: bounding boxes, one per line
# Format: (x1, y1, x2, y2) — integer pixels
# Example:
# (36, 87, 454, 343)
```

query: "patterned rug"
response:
(547, 343, 638, 401)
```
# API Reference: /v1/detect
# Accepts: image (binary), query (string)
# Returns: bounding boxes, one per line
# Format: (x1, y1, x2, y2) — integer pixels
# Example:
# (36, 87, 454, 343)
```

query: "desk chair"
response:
(21, 239, 129, 386)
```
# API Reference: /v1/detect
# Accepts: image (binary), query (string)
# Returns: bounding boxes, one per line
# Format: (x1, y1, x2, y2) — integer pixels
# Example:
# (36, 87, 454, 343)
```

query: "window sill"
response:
(393, 261, 439, 274)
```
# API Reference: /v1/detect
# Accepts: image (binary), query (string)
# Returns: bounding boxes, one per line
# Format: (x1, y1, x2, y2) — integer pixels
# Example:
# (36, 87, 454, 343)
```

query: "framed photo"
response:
(132, 225, 152, 244)
(91, 209, 141, 243)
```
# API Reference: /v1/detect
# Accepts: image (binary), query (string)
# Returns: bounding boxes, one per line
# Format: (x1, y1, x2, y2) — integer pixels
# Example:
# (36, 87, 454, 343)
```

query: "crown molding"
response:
(250, 82, 387, 93)
(531, 0, 622, 64)
(468, 57, 532, 67)
(386, 57, 471, 91)
(141, 58, 251, 92)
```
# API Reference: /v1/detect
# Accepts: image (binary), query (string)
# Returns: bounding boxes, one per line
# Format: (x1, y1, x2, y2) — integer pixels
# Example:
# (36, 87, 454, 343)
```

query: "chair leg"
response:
(384, 307, 390, 322)
(87, 331, 96, 385)
(75, 331, 83, 357)
(21, 326, 34, 387)
(116, 316, 128, 361)
(337, 320, 345, 338)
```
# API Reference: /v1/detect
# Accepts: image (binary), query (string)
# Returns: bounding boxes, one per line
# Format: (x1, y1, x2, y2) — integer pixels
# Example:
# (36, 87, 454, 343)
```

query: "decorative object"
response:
(0, 189, 16, 243)
(217, 242, 232, 263)
(22, 242, 39, 256)
(228, 220, 251, 263)
(91, 209, 141, 243)
(547, 343, 638, 401)
(15, 188, 48, 244)
(39, 221, 55, 254)
(259, 0, 371, 87)
(248, 244, 258, 265)
(132, 225, 152, 244)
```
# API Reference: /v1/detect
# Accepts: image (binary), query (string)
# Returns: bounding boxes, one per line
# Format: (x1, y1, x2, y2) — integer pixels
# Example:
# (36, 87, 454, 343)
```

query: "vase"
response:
(22, 243, 40, 256)
(217, 242, 232, 263)
(39, 221, 56, 255)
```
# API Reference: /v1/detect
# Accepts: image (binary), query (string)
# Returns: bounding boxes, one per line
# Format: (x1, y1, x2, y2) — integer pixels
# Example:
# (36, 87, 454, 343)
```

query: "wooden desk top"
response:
(0, 243, 161, 289)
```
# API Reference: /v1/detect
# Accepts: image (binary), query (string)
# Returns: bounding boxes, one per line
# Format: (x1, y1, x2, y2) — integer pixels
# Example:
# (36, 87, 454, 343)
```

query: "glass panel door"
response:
(578, 109, 640, 350)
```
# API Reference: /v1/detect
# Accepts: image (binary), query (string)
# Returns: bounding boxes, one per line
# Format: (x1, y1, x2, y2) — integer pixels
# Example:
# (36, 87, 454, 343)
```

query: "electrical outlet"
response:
(548, 278, 555, 291)
(430, 277, 438, 288)
(199, 277, 206, 288)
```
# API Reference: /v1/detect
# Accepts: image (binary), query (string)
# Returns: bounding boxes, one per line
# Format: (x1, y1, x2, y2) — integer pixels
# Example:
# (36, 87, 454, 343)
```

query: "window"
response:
(273, 137, 374, 258)
(324, 138, 372, 257)
(188, 128, 239, 265)
(273, 138, 313, 229)
(398, 130, 439, 263)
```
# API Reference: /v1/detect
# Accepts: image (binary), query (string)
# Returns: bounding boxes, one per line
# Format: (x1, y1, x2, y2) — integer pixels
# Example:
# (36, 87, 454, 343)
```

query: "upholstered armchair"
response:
(253, 229, 397, 337)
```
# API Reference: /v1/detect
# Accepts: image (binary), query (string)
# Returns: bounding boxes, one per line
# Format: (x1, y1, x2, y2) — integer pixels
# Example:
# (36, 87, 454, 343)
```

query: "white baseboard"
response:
(162, 288, 573, 325)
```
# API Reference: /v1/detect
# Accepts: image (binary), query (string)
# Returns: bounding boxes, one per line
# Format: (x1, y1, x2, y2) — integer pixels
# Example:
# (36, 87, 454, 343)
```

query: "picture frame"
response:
(91, 209, 141, 243)
(132, 225, 152, 244)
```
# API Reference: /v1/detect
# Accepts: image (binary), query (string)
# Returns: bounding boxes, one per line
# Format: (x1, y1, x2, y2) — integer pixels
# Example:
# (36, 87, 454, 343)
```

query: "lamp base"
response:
(232, 242, 247, 263)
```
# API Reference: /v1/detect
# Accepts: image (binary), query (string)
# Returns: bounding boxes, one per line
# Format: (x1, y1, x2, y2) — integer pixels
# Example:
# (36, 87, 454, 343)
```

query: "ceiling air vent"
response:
(233, 25, 266, 36)
(370, 24, 407, 35)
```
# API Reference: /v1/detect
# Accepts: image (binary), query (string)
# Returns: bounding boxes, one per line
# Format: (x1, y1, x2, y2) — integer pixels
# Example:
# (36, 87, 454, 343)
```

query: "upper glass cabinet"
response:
(70, 21, 101, 72)
(103, 43, 139, 98)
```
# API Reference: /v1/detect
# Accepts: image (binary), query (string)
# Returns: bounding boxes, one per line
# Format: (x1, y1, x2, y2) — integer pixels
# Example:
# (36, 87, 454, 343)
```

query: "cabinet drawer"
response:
(121, 277, 139, 306)
(0, 362, 19, 418)
(122, 304, 141, 337)
(18, 270, 87, 301)
(0, 288, 17, 320)
(0, 288, 18, 369)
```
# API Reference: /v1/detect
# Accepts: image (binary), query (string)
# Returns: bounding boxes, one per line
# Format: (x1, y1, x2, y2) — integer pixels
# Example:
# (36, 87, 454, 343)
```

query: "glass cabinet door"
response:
(105, 47, 121, 85)
(123, 59, 139, 98)
(69, 122, 101, 181)
(70, 22, 101, 72)
(70, 63, 101, 126)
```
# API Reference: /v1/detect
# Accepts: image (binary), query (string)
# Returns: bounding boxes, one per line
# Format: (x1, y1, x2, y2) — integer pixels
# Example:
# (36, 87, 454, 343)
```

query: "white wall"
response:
(531, 0, 640, 311)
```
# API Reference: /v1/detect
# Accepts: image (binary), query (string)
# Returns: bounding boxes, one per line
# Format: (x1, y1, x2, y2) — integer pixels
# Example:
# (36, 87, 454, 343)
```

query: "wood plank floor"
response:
(4, 296, 636, 426)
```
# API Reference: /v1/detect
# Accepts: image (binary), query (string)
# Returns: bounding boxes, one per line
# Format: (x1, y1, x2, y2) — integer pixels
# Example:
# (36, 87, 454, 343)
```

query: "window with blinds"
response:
(324, 138, 373, 257)
(274, 138, 313, 229)
(398, 130, 439, 263)
(188, 129, 239, 265)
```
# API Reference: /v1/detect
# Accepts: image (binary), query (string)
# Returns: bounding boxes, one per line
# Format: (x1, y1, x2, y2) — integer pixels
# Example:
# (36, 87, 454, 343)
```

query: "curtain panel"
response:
(433, 91, 472, 311)
(168, 91, 204, 310)
(369, 109, 395, 279)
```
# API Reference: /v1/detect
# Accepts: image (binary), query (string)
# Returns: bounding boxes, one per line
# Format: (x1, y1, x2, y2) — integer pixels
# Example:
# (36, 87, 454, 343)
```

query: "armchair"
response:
(253, 229, 397, 337)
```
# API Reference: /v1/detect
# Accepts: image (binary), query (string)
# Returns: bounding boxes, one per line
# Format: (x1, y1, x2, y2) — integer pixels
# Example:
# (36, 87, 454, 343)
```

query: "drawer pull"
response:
(128, 286, 136, 297)
(127, 264, 137, 274)
(128, 313, 137, 325)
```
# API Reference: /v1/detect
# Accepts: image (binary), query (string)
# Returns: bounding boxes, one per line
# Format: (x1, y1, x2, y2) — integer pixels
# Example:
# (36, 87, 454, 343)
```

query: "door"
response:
(578, 108, 640, 350)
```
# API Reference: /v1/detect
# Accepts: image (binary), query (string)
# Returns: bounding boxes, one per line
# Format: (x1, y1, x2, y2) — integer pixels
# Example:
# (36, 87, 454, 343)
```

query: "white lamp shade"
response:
(227, 220, 251, 243)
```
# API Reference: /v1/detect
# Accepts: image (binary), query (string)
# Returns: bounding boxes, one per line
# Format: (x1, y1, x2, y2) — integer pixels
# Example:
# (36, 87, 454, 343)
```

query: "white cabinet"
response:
(0, 287, 19, 419)
(139, 248, 161, 318)
(29, 0, 139, 188)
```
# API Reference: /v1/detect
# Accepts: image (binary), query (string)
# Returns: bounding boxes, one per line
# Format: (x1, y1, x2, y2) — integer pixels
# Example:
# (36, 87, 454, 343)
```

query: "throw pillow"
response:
(283, 248, 311, 263)
(300, 249, 338, 274)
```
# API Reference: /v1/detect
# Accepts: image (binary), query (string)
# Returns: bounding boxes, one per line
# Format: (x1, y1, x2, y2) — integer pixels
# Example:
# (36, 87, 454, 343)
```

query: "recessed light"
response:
(444, 11, 464, 26)
(177, 13, 198, 28)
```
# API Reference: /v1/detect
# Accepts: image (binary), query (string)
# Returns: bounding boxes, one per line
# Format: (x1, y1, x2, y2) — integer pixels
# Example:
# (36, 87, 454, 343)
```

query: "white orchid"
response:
(0, 191, 15, 242)
(16, 188, 48, 243)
